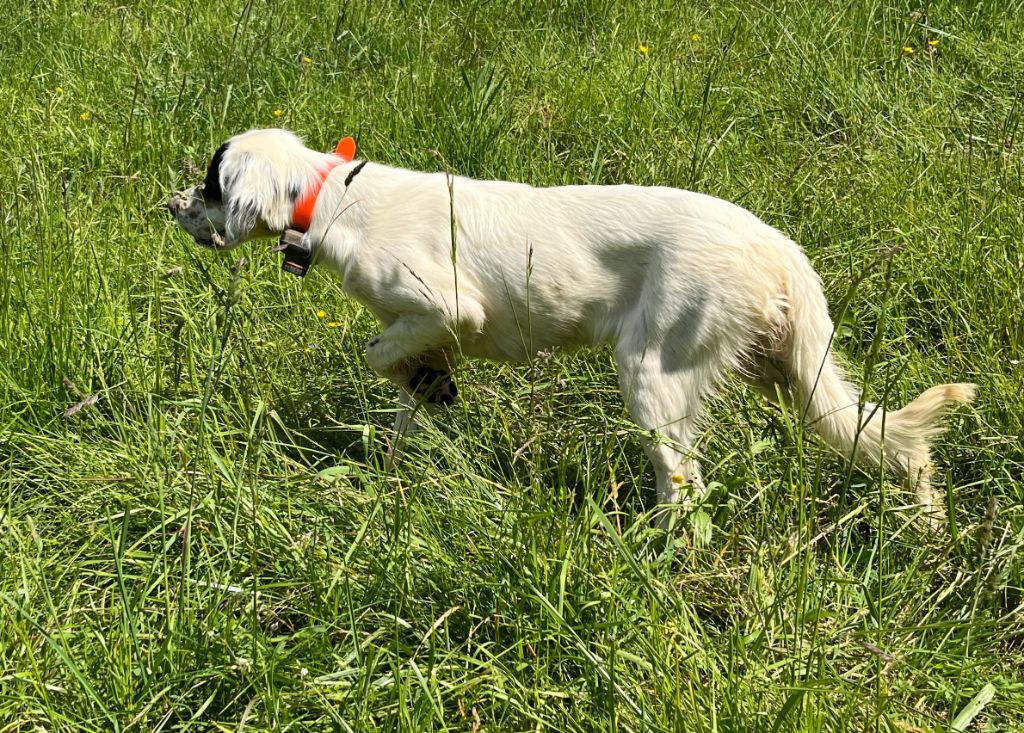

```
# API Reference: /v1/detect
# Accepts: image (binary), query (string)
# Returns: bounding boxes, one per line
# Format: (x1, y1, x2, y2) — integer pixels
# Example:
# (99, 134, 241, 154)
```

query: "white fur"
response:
(169, 128, 975, 527)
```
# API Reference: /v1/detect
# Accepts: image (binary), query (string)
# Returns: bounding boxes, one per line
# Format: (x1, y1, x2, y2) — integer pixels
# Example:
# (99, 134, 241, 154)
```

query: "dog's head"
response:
(167, 128, 330, 250)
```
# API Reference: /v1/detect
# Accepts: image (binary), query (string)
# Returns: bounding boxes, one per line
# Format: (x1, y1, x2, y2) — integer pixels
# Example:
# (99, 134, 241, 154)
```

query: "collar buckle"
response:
(279, 228, 314, 277)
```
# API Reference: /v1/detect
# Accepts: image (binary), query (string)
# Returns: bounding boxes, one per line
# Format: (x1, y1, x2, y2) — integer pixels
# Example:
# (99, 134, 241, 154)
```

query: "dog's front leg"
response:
(389, 350, 458, 439)
(392, 387, 421, 437)
(364, 313, 455, 379)
(366, 314, 461, 449)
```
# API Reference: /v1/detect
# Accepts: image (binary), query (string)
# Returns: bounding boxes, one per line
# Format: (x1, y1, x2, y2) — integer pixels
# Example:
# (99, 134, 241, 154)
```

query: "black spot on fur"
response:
(202, 143, 229, 202)
(288, 183, 301, 201)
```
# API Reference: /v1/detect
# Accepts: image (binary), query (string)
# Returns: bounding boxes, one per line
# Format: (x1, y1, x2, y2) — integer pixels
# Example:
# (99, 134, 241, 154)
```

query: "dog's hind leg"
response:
(615, 342, 721, 530)
(741, 353, 791, 405)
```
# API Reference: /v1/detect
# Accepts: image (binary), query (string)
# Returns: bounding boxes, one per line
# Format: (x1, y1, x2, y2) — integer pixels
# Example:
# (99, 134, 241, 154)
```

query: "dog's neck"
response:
(288, 135, 362, 232)
(290, 159, 343, 232)
(290, 159, 368, 232)
(279, 158, 369, 277)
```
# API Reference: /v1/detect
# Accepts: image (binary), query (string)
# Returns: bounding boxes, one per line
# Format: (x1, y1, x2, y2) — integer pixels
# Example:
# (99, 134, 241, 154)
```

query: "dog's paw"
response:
(409, 366, 458, 406)
(409, 365, 441, 393)
(430, 377, 458, 406)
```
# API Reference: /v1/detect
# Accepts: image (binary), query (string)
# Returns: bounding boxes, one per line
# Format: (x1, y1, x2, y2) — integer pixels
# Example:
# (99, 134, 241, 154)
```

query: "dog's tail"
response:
(780, 249, 974, 514)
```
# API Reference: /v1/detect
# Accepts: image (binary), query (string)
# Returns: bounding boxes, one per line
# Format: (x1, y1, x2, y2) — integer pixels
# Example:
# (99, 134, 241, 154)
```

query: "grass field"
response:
(2, 0, 1023, 729)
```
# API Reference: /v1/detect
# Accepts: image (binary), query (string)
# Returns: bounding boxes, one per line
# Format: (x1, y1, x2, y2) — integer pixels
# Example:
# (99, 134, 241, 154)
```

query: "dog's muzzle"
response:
(167, 187, 227, 249)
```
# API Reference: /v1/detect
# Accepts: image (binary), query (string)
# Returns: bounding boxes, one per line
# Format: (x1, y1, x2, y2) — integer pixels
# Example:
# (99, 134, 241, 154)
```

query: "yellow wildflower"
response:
(79, 112, 90, 121)
(690, 33, 701, 42)
(316, 309, 327, 318)
(273, 109, 283, 118)
(638, 44, 648, 55)
(55, 86, 63, 94)
(902, 46, 914, 54)
(928, 39, 939, 47)
(326, 321, 342, 328)
(302, 56, 313, 64)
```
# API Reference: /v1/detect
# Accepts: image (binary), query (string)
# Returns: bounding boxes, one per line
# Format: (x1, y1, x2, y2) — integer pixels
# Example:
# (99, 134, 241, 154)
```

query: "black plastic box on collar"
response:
(278, 229, 314, 277)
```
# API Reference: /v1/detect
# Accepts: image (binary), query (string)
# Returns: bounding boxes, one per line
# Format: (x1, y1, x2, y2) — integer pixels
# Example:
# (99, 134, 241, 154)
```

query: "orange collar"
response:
(290, 136, 357, 232)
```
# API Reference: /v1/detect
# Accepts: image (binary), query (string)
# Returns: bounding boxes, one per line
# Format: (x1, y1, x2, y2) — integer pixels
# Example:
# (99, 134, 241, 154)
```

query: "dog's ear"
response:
(202, 143, 229, 202)
(224, 194, 259, 245)
(221, 154, 295, 245)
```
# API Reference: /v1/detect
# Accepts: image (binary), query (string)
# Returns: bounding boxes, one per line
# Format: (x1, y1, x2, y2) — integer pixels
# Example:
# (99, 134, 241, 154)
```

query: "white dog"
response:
(168, 128, 974, 526)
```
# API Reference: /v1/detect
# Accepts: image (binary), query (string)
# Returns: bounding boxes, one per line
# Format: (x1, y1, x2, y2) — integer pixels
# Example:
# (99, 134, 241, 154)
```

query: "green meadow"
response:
(1, 0, 1022, 729)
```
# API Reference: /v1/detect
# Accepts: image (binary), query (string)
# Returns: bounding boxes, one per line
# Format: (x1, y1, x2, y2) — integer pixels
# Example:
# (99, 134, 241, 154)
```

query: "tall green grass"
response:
(1, 0, 1022, 729)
